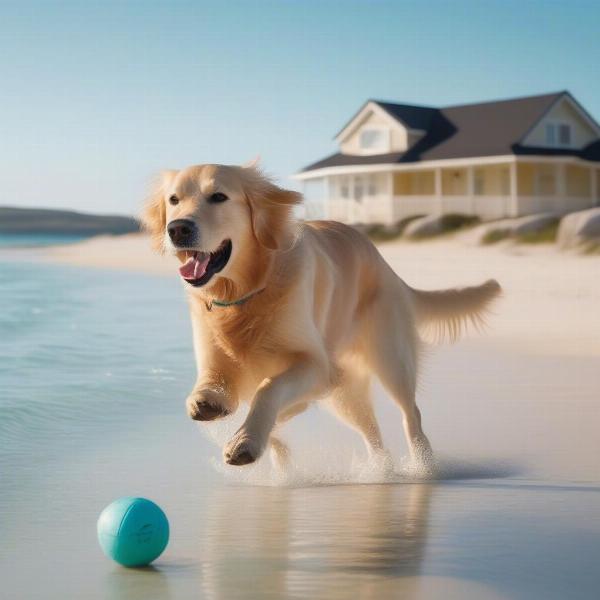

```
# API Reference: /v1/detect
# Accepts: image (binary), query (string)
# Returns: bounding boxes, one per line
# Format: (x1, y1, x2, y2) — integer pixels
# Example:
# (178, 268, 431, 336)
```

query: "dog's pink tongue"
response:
(179, 254, 210, 280)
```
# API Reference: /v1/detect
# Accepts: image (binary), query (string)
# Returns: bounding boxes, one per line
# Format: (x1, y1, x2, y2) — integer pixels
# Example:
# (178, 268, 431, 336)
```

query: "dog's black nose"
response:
(168, 219, 196, 246)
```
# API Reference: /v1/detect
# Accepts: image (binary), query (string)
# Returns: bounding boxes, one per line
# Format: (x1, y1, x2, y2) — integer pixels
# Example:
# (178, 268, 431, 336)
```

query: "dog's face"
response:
(141, 164, 301, 293)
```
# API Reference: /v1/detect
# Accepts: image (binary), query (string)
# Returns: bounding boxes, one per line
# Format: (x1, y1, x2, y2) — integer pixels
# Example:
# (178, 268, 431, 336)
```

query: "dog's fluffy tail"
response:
(410, 279, 502, 343)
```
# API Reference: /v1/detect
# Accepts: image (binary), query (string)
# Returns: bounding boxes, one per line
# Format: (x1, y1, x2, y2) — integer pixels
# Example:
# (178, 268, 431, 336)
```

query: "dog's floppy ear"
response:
(242, 155, 261, 169)
(245, 171, 302, 251)
(140, 170, 178, 253)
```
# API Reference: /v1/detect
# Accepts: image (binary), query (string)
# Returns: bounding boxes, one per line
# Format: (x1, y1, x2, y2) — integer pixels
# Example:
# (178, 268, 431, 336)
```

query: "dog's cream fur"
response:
(142, 164, 501, 468)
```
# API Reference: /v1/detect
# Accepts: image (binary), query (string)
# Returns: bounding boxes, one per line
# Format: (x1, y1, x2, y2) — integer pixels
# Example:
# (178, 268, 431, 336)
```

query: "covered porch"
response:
(304, 159, 600, 224)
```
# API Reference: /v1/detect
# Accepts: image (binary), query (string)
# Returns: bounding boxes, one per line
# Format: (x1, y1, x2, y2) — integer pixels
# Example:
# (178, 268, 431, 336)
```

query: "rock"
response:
(557, 207, 600, 248)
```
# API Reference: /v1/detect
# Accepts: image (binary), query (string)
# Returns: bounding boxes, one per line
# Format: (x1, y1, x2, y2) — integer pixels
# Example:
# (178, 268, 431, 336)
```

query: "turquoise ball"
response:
(97, 497, 169, 567)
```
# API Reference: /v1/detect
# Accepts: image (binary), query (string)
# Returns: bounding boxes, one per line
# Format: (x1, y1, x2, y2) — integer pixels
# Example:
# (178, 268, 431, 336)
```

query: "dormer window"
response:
(558, 124, 571, 145)
(545, 122, 572, 147)
(359, 128, 389, 153)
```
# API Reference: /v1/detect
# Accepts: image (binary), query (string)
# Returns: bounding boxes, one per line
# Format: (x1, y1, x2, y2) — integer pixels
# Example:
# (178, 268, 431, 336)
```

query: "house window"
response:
(545, 122, 572, 147)
(558, 124, 571, 146)
(340, 177, 350, 199)
(359, 128, 388, 152)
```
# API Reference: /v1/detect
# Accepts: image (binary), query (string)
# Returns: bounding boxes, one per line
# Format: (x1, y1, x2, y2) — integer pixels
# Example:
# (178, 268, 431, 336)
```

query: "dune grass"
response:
(516, 221, 560, 244)
(582, 240, 600, 254)
(482, 218, 560, 245)
(439, 213, 480, 235)
(409, 213, 481, 240)
(481, 228, 511, 245)
(364, 215, 425, 242)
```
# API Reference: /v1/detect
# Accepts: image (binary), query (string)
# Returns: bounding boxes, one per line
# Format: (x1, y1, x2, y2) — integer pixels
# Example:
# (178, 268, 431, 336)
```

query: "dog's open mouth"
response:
(179, 239, 232, 287)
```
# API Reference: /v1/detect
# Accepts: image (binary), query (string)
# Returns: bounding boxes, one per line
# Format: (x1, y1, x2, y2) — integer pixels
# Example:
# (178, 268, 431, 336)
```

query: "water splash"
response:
(200, 417, 519, 488)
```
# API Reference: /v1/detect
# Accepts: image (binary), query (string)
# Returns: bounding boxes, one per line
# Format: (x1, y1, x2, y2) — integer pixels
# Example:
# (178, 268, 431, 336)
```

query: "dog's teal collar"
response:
(205, 287, 266, 311)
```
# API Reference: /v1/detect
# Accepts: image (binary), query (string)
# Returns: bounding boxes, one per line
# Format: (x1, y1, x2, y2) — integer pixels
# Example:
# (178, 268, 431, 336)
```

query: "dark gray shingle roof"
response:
(302, 92, 600, 172)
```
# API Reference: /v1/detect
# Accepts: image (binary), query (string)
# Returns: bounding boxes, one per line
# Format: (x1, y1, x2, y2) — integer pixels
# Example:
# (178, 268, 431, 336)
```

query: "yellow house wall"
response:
(523, 98, 597, 149)
(566, 165, 591, 197)
(517, 164, 535, 195)
(393, 171, 435, 195)
(517, 163, 559, 196)
(441, 168, 467, 195)
(474, 165, 510, 195)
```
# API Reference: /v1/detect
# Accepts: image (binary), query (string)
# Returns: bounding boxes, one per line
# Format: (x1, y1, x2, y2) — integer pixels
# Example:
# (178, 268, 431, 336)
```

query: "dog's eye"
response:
(169, 194, 179, 206)
(208, 192, 228, 204)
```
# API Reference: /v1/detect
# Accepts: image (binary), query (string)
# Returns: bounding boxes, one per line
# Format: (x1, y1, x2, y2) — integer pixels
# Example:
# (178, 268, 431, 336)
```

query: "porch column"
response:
(388, 172, 395, 223)
(556, 163, 566, 198)
(467, 165, 475, 213)
(590, 167, 597, 207)
(509, 160, 518, 217)
(434, 167, 443, 214)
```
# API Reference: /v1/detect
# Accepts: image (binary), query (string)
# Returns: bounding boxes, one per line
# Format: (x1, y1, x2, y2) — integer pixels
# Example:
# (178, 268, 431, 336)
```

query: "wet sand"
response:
(2, 233, 600, 599)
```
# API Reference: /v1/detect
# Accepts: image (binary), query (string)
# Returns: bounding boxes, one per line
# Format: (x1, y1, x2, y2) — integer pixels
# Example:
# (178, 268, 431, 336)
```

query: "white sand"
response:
(4, 230, 600, 599)
(43, 230, 600, 357)
(42, 233, 178, 275)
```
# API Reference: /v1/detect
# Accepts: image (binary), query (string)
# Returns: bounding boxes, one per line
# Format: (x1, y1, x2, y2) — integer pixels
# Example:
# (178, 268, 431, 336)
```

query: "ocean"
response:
(1, 241, 600, 599)
(0, 233, 89, 248)
(0, 255, 197, 511)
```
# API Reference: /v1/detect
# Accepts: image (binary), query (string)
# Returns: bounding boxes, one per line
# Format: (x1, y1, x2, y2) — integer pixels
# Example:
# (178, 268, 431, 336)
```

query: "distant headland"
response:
(0, 206, 140, 235)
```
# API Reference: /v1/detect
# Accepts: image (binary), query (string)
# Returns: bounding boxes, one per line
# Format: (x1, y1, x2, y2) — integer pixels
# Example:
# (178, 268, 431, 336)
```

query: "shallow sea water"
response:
(1, 256, 599, 599)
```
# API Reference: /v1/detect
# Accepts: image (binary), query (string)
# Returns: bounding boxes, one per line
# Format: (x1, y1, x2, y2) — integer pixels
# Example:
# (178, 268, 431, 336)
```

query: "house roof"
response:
(302, 91, 600, 172)
(366, 101, 439, 132)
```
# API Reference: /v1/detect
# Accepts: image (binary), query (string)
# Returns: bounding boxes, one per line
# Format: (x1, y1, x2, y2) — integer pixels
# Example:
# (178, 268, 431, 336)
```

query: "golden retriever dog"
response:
(142, 163, 501, 469)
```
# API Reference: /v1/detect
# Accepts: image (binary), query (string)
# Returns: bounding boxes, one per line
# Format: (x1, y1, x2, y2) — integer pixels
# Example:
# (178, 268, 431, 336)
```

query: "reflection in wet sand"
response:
(104, 565, 172, 600)
(200, 484, 433, 599)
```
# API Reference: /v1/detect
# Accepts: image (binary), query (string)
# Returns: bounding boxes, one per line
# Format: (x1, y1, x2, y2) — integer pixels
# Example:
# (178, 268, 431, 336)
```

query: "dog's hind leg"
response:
(328, 369, 392, 468)
(362, 301, 433, 469)
(269, 436, 291, 468)
(268, 401, 309, 467)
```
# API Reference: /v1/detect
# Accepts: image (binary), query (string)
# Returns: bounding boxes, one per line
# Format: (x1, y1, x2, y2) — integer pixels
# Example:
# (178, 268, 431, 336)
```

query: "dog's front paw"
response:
(186, 388, 230, 422)
(223, 429, 264, 466)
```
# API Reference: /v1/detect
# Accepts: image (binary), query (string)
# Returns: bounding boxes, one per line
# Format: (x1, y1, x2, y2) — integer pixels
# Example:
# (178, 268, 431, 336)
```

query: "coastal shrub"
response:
(403, 213, 482, 240)
(481, 228, 511, 244)
(365, 224, 400, 241)
(396, 215, 426, 234)
(516, 220, 560, 244)
(438, 213, 481, 233)
(360, 213, 479, 242)
(362, 216, 424, 242)
(582, 240, 600, 255)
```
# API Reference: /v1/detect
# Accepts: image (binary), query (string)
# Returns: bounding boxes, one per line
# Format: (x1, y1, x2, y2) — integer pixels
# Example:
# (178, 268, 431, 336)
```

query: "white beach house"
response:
(295, 91, 600, 224)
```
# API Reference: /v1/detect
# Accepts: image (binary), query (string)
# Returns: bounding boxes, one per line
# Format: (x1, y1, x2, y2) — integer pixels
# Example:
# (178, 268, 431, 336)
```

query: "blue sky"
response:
(2, 0, 599, 215)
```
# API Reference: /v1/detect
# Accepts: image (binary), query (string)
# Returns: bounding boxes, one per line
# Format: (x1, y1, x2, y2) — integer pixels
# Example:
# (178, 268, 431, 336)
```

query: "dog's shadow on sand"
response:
(428, 457, 524, 482)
